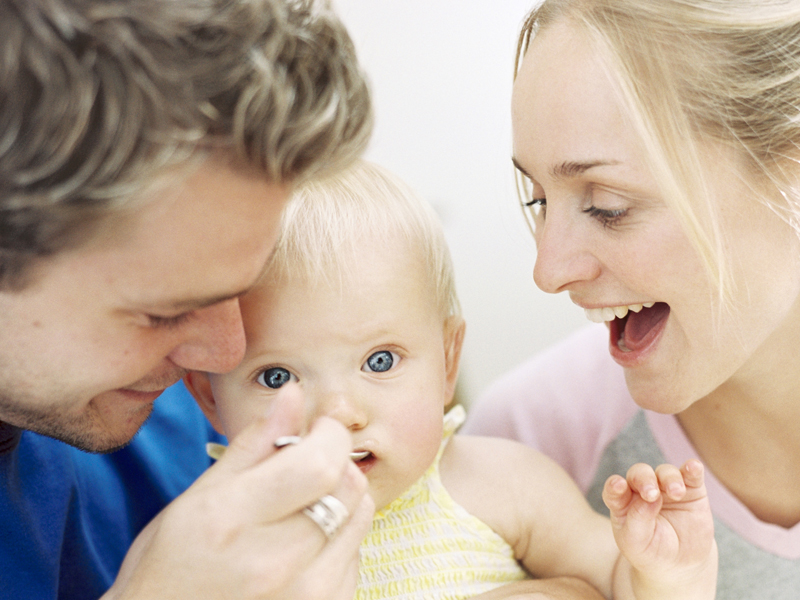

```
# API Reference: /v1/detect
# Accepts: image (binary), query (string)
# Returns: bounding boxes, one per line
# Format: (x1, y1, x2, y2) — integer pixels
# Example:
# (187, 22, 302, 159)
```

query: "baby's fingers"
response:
(626, 462, 662, 503)
(655, 463, 686, 501)
(604, 466, 662, 555)
(603, 473, 634, 515)
(681, 459, 706, 491)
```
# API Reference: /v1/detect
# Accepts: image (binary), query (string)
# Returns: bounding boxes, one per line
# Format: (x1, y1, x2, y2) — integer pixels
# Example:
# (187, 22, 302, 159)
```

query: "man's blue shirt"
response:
(0, 382, 222, 599)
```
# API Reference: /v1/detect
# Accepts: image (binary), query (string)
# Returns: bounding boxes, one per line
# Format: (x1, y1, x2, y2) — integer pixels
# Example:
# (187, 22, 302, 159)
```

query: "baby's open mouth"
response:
(350, 450, 376, 473)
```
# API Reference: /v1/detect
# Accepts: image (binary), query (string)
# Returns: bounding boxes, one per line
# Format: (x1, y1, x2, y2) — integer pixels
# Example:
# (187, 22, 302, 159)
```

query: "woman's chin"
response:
(623, 371, 699, 415)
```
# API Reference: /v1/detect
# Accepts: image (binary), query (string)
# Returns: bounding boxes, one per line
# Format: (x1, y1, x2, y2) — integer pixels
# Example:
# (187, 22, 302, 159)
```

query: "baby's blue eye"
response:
(257, 367, 292, 389)
(364, 351, 394, 373)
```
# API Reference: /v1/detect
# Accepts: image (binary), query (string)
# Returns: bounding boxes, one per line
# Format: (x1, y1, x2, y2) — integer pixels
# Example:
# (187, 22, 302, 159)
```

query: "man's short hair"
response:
(0, 0, 372, 289)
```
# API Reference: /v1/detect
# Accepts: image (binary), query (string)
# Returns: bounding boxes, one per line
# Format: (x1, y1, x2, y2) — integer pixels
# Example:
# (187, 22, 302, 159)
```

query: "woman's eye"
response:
(257, 367, 293, 389)
(583, 206, 628, 228)
(363, 350, 397, 373)
(524, 197, 546, 223)
(524, 196, 546, 211)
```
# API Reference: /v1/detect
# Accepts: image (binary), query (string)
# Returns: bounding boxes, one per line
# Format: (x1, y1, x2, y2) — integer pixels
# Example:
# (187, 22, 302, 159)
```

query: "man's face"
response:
(0, 155, 289, 452)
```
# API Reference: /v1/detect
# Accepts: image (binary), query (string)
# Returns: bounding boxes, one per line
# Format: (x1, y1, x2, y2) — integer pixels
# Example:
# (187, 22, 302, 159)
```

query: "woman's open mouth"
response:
(610, 302, 669, 352)
(585, 302, 670, 364)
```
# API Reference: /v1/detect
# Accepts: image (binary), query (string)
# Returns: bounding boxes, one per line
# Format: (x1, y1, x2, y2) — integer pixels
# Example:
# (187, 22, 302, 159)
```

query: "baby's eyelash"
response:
(524, 197, 546, 207)
(583, 206, 628, 227)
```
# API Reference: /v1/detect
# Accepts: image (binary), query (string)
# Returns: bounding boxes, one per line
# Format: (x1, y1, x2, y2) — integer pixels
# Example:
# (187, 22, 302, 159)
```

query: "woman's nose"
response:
(532, 210, 602, 294)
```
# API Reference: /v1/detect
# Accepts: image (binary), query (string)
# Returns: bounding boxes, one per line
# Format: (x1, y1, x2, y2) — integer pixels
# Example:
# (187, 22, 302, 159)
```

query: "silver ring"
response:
(303, 494, 349, 540)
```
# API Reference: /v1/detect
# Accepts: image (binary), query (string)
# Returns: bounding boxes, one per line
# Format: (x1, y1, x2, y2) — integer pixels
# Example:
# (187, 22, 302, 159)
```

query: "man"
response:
(0, 0, 374, 597)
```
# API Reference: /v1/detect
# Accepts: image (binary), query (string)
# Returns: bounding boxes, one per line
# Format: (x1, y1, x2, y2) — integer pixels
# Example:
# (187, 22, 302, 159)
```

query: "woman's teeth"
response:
(584, 302, 655, 323)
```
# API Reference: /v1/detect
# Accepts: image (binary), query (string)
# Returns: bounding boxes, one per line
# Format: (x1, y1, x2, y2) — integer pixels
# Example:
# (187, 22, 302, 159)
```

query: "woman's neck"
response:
(677, 343, 800, 528)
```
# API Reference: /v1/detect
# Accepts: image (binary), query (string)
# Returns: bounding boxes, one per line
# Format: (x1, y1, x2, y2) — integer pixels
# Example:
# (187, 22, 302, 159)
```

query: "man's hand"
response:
(104, 383, 374, 600)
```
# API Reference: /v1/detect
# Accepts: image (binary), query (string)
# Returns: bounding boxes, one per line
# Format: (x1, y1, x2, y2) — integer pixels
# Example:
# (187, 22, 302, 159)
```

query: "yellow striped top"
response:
(355, 405, 528, 600)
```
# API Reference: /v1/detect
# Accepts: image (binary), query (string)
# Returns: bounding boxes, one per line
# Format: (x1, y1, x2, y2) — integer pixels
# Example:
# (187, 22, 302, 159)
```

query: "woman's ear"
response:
(442, 316, 466, 407)
(183, 371, 226, 435)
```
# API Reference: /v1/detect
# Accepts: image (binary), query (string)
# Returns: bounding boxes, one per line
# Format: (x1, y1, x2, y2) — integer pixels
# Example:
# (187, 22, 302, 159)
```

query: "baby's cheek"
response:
(405, 420, 443, 470)
(217, 401, 261, 440)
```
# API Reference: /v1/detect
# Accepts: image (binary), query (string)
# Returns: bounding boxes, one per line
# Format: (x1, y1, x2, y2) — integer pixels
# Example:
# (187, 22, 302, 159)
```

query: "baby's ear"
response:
(183, 371, 226, 435)
(443, 316, 466, 407)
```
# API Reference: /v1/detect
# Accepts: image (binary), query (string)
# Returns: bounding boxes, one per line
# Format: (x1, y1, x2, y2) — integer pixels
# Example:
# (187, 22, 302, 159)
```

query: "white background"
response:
(334, 1, 587, 405)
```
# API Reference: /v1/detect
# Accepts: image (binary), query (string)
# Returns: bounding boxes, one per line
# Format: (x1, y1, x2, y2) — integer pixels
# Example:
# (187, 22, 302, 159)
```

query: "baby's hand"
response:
(602, 460, 716, 584)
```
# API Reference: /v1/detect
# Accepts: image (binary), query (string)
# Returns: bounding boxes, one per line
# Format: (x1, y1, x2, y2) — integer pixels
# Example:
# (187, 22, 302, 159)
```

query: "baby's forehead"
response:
(276, 227, 418, 278)
(311, 235, 434, 293)
(263, 235, 442, 308)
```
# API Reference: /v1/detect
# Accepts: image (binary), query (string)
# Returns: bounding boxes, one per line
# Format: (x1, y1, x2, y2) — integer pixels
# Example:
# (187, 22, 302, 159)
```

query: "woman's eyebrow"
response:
(551, 160, 618, 179)
(511, 156, 618, 180)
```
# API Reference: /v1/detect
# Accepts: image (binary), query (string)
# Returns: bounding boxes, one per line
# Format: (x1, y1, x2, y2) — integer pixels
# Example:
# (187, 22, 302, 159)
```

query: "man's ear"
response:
(442, 316, 466, 408)
(183, 371, 226, 435)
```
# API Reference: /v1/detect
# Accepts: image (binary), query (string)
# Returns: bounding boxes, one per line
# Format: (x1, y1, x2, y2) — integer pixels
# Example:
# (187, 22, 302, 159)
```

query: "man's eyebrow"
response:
(163, 247, 277, 313)
(161, 290, 250, 312)
(511, 156, 618, 180)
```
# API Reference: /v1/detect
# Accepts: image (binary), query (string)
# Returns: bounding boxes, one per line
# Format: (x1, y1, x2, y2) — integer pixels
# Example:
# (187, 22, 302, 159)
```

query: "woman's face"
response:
(511, 19, 800, 413)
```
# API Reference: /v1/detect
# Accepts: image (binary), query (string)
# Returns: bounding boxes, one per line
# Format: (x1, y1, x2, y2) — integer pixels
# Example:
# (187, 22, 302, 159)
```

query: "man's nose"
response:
(167, 298, 246, 373)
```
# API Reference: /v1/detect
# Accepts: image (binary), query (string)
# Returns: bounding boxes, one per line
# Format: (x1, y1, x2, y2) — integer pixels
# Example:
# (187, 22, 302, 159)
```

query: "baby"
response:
(184, 161, 717, 600)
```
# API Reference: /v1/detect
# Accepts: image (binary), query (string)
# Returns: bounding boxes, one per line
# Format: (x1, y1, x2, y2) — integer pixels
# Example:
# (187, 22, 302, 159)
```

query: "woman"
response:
(464, 1, 800, 598)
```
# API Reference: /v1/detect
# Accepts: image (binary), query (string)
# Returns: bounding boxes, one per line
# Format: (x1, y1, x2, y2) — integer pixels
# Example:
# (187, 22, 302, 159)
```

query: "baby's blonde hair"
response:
(265, 160, 460, 321)
(517, 0, 800, 307)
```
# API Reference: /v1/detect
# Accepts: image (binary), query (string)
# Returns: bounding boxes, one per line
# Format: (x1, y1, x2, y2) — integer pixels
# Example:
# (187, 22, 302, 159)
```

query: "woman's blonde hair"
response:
(266, 160, 461, 321)
(516, 0, 800, 305)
